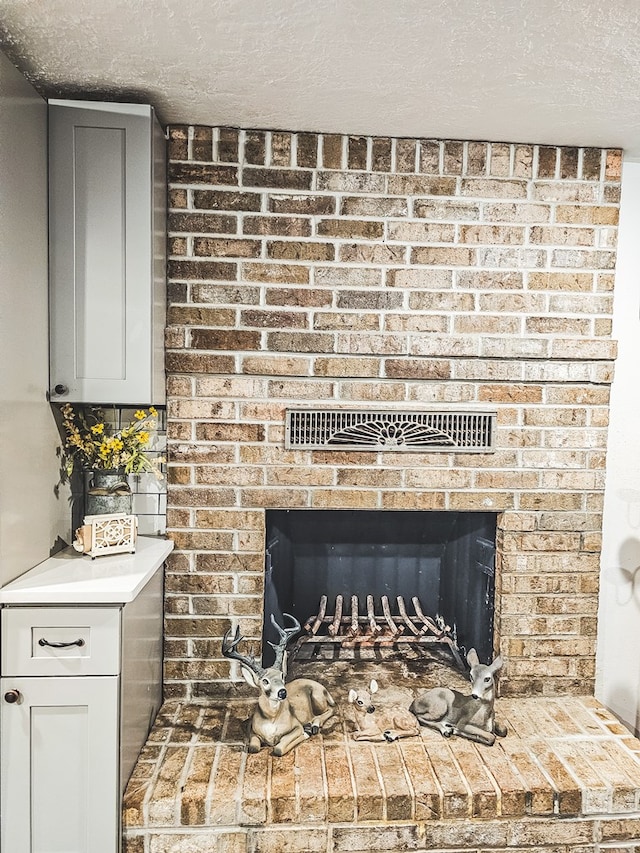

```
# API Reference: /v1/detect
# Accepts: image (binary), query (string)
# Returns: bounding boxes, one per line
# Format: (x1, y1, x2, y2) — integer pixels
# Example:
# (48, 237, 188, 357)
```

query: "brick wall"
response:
(164, 126, 621, 701)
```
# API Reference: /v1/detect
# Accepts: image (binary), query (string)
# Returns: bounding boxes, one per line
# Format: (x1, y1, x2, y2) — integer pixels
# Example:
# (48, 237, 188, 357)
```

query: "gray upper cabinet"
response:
(48, 100, 166, 405)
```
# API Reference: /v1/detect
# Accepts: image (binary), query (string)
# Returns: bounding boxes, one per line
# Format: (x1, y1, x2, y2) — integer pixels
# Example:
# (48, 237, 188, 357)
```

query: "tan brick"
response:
(267, 378, 334, 398)
(483, 201, 552, 222)
(266, 331, 334, 353)
(530, 225, 597, 246)
(341, 195, 408, 216)
(387, 175, 456, 195)
(387, 268, 453, 288)
(339, 242, 406, 264)
(313, 356, 381, 377)
(347, 743, 384, 820)
(465, 141, 488, 175)
(456, 270, 524, 289)
(314, 312, 380, 331)
(243, 215, 311, 237)
(316, 171, 385, 193)
(242, 355, 311, 375)
(270, 131, 292, 166)
(461, 178, 528, 198)
(218, 127, 239, 162)
(315, 266, 382, 285)
(168, 125, 188, 160)
(381, 489, 447, 510)
(528, 271, 594, 291)
(240, 309, 307, 329)
(606, 149, 623, 180)
(534, 181, 600, 203)
(348, 135, 368, 169)
(169, 212, 237, 234)
(168, 187, 188, 208)
(190, 329, 260, 351)
(411, 246, 475, 265)
(385, 313, 449, 333)
(316, 218, 383, 239)
(266, 288, 331, 308)
(169, 259, 237, 280)
(268, 193, 335, 215)
(168, 162, 237, 185)
(555, 204, 619, 225)
(296, 132, 318, 168)
(193, 189, 261, 211)
(243, 167, 312, 190)
(459, 223, 525, 243)
(396, 138, 417, 172)
(267, 240, 334, 262)
(387, 220, 455, 242)
(242, 262, 309, 284)
(414, 199, 480, 220)
(167, 307, 236, 326)
(384, 358, 451, 379)
(165, 352, 236, 375)
(321, 134, 343, 169)
(312, 489, 378, 508)
(418, 139, 441, 173)
(371, 137, 392, 172)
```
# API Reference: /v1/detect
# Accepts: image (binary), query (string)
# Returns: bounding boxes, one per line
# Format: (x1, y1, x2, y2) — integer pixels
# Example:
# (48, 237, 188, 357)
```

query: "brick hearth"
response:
(123, 695, 640, 852)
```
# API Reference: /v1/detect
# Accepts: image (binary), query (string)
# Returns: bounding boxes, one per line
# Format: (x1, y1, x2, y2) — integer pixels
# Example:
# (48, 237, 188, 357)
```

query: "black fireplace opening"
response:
(263, 509, 497, 666)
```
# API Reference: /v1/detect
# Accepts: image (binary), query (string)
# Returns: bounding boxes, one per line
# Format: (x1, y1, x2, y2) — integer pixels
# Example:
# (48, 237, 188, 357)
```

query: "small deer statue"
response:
(222, 613, 335, 756)
(348, 679, 420, 742)
(409, 648, 507, 746)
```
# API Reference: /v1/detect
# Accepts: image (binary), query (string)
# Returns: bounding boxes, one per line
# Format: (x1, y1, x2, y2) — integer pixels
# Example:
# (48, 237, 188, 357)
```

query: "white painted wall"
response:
(596, 158, 640, 733)
(0, 52, 69, 587)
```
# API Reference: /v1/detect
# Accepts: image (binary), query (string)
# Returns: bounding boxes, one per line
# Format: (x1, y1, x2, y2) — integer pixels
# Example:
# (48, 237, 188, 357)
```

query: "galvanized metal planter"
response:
(85, 469, 133, 516)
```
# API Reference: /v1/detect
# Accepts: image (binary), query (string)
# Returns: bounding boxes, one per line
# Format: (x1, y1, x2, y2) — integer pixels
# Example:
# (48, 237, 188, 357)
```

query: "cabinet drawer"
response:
(1, 607, 120, 676)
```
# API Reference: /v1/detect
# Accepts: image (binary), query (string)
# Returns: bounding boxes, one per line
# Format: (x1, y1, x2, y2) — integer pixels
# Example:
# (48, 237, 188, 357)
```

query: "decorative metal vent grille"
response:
(285, 409, 495, 452)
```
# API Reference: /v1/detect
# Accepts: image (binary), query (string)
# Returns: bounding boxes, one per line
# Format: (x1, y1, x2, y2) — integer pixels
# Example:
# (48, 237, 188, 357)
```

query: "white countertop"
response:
(0, 536, 174, 605)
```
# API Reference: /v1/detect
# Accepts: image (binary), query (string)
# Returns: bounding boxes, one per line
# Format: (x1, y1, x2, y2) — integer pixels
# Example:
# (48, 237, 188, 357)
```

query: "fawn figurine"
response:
(409, 649, 507, 746)
(222, 613, 335, 756)
(348, 679, 420, 742)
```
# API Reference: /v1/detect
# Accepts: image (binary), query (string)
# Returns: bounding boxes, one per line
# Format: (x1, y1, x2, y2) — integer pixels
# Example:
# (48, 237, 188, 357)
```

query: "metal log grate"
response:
(296, 594, 465, 670)
(286, 409, 495, 452)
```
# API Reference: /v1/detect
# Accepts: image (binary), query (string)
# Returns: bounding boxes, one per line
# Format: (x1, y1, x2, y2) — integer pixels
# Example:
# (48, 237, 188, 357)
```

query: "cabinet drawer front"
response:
(1, 607, 120, 676)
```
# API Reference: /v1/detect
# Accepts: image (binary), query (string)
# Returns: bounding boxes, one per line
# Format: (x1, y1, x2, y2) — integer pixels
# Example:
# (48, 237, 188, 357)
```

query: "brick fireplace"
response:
(120, 128, 640, 853)
(163, 126, 620, 702)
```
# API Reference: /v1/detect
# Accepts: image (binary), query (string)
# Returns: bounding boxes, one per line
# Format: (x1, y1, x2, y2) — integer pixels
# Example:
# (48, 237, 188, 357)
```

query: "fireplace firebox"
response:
(263, 509, 497, 666)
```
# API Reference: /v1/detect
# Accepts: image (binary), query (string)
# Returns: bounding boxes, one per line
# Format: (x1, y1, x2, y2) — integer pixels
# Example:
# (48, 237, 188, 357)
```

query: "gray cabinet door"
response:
(49, 101, 166, 405)
(0, 675, 119, 853)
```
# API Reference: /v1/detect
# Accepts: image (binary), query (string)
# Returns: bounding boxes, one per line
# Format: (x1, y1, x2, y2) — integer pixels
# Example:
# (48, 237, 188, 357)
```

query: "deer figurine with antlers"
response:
(222, 613, 336, 756)
(409, 648, 507, 746)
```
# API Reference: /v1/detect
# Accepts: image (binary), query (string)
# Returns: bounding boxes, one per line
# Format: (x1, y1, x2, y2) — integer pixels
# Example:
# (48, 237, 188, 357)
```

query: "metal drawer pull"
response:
(38, 637, 85, 649)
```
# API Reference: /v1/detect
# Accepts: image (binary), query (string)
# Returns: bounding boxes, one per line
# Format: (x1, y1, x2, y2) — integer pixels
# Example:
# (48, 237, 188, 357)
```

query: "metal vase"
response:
(85, 469, 133, 517)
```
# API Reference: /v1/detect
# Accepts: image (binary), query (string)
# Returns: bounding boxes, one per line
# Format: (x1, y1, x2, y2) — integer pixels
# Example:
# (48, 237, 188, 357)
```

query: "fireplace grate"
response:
(285, 409, 495, 452)
(295, 594, 465, 671)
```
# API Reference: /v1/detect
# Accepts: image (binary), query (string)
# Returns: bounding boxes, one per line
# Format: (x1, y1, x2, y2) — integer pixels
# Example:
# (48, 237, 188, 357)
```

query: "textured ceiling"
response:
(1, 0, 640, 155)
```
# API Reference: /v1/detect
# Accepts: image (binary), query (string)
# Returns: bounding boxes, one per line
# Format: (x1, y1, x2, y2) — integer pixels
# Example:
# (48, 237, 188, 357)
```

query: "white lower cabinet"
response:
(1, 676, 119, 853)
(0, 546, 167, 853)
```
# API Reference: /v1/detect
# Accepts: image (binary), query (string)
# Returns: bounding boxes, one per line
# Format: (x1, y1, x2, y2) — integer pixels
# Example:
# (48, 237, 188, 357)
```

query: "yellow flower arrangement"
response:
(59, 404, 163, 478)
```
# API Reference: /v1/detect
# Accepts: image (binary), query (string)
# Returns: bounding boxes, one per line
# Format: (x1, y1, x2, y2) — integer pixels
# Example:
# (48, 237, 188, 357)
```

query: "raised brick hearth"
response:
(123, 694, 640, 852)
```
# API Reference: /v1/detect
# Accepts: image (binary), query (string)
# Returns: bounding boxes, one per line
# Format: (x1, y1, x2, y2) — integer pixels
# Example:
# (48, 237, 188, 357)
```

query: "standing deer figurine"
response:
(222, 613, 335, 756)
(348, 679, 420, 742)
(409, 649, 507, 746)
